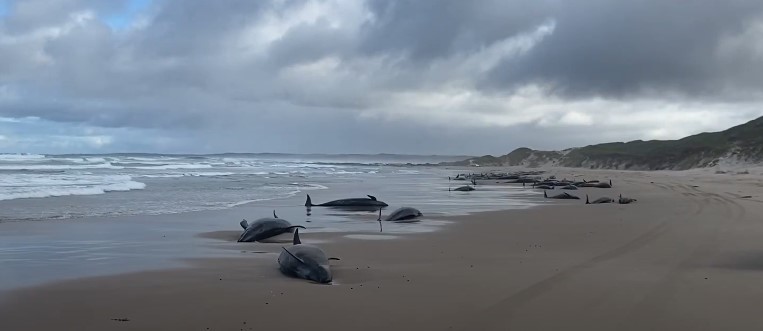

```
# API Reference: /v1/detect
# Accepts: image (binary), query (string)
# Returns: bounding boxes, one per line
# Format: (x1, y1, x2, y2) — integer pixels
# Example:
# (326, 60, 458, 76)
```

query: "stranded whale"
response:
(238, 210, 305, 242)
(278, 229, 338, 284)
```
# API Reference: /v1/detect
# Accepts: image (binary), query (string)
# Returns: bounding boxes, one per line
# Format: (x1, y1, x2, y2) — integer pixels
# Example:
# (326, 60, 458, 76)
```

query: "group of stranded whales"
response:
(452, 171, 637, 205)
(235, 193, 423, 284)
(234, 171, 637, 284)
(585, 194, 637, 204)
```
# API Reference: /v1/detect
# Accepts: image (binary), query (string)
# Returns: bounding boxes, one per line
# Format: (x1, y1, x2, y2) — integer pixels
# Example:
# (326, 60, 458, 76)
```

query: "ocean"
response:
(0, 153, 537, 222)
(0, 153, 543, 289)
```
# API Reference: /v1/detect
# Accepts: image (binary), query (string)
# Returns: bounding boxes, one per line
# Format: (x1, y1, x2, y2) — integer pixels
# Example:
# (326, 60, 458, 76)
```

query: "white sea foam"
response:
(138, 171, 235, 178)
(0, 163, 124, 170)
(0, 153, 46, 160)
(0, 174, 145, 201)
(334, 170, 364, 174)
(287, 183, 328, 190)
(130, 164, 213, 170)
(271, 163, 342, 169)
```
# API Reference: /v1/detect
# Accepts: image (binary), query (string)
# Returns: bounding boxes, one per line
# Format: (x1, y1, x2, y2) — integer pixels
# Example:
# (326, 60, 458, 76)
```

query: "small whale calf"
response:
(544, 191, 580, 200)
(305, 194, 388, 207)
(618, 194, 637, 204)
(379, 207, 423, 222)
(278, 229, 338, 284)
(586, 195, 614, 204)
(238, 211, 305, 242)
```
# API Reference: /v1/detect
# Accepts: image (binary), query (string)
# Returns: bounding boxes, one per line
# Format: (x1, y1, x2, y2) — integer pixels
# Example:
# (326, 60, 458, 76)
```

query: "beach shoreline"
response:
(2, 168, 763, 330)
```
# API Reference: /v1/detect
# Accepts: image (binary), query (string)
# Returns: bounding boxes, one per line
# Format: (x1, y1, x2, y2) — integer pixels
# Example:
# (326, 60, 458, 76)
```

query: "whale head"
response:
(280, 247, 333, 284)
(296, 262, 332, 284)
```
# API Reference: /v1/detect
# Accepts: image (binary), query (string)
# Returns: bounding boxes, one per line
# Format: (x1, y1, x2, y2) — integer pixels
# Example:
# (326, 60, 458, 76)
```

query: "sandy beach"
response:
(2, 168, 763, 331)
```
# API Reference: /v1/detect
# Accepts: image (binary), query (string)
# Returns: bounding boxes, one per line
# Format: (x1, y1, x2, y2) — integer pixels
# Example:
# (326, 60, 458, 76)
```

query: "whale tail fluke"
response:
(305, 194, 313, 207)
(240, 219, 249, 229)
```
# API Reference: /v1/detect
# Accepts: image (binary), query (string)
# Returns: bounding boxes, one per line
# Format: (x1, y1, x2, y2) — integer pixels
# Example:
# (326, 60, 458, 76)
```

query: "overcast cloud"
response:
(1, 0, 762, 155)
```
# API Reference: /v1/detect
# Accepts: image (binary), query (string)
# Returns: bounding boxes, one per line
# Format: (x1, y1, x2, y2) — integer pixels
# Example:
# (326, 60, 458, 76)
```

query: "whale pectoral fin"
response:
(281, 247, 306, 265)
(367, 195, 377, 201)
(240, 219, 249, 229)
(328, 257, 341, 261)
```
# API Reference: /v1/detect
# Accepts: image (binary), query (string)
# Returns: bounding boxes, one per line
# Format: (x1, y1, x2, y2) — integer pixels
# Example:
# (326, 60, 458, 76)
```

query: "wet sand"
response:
(2, 169, 763, 330)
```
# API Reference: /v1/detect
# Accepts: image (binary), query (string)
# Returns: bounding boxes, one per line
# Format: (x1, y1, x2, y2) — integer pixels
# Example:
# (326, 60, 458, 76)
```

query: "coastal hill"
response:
(447, 115, 763, 170)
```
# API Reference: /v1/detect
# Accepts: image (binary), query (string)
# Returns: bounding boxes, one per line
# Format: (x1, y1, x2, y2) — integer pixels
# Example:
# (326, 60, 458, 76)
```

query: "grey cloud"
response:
(486, 0, 763, 99)
(360, 0, 552, 61)
(1, 0, 763, 155)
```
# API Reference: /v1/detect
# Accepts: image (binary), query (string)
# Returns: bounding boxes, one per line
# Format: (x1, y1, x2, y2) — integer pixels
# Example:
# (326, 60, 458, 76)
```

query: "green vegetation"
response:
(445, 116, 763, 170)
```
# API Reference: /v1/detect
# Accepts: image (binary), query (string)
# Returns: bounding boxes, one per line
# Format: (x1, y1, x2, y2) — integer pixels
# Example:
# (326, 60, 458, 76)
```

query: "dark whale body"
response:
(278, 229, 338, 284)
(586, 195, 614, 204)
(238, 211, 305, 242)
(544, 191, 580, 200)
(305, 194, 388, 207)
(451, 185, 475, 191)
(618, 194, 637, 204)
(380, 207, 423, 222)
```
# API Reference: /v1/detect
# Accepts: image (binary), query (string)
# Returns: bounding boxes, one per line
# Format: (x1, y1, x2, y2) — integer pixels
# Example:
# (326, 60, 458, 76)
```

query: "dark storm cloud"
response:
(0, 0, 762, 154)
(359, 0, 552, 61)
(486, 0, 763, 99)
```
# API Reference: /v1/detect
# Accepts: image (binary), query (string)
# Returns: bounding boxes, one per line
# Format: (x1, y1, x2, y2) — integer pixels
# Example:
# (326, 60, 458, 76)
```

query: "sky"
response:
(1, 0, 763, 155)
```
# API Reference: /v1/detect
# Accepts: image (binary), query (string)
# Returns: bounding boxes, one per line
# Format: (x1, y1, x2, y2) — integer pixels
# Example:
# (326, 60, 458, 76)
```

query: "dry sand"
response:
(2, 169, 763, 330)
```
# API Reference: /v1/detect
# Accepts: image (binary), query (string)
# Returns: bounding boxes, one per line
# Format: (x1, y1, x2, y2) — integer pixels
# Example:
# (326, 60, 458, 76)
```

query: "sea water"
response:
(0, 153, 543, 290)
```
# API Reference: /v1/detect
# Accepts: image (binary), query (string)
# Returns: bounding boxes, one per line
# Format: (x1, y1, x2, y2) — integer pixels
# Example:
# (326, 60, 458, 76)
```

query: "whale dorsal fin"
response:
(367, 195, 377, 201)
(293, 228, 301, 245)
(240, 219, 249, 229)
(281, 247, 306, 265)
